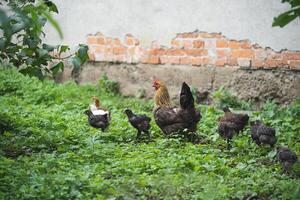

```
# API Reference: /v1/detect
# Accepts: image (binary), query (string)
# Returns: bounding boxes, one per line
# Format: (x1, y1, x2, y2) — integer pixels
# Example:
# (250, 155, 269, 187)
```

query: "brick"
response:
(141, 56, 160, 64)
(87, 36, 97, 45)
(199, 32, 222, 38)
(185, 49, 208, 56)
(96, 37, 106, 45)
(125, 34, 139, 46)
(228, 41, 241, 49)
(114, 55, 126, 62)
(125, 37, 134, 46)
(216, 40, 228, 48)
(160, 56, 169, 64)
(237, 58, 251, 67)
(193, 40, 204, 48)
(239, 49, 254, 58)
(202, 57, 211, 65)
(149, 56, 160, 64)
(288, 60, 300, 70)
(216, 49, 230, 58)
(177, 32, 199, 38)
(94, 46, 105, 53)
(240, 40, 251, 49)
(215, 59, 226, 66)
(191, 57, 202, 65)
(180, 57, 193, 65)
(171, 39, 181, 48)
(231, 50, 254, 58)
(204, 40, 216, 48)
(231, 50, 240, 58)
(265, 59, 282, 68)
(227, 58, 238, 66)
(169, 49, 185, 56)
(183, 40, 192, 49)
(252, 60, 264, 68)
(255, 49, 268, 60)
(168, 57, 180, 64)
(149, 49, 160, 56)
(113, 47, 126, 55)
(283, 52, 300, 60)
(114, 38, 121, 46)
(104, 47, 113, 54)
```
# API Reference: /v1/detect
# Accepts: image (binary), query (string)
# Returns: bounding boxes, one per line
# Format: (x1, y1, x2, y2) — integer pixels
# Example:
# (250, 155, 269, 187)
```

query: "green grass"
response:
(0, 68, 300, 200)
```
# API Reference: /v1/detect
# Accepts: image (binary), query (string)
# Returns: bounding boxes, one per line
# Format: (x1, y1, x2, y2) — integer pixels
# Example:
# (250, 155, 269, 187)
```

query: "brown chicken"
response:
(152, 80, 201, 135)
(218, 107, 249, 149)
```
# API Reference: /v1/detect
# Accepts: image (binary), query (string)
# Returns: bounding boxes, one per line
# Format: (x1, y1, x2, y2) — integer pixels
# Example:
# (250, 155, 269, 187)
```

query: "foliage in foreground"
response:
(0, 0, 88, 79)
(273, 0, 300, 27)
(0, 68, 300, 200)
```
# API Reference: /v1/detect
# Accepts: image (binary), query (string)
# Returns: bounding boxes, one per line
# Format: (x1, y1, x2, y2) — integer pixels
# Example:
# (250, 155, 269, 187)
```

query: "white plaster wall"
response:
(44, 0, 300, 51)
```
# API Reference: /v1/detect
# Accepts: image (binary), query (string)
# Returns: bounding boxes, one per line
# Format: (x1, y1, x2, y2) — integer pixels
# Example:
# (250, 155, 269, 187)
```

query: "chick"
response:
(124, 109, 151, 140)
(277, 147, 298, 172)
(218, 107, 249, 149)
(84, 110, 110, 131)
(250, 120, 276, 147)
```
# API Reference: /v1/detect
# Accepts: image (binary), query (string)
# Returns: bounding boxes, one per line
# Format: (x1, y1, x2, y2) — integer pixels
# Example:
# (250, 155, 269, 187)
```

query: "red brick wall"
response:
(87, 31, 300, 70)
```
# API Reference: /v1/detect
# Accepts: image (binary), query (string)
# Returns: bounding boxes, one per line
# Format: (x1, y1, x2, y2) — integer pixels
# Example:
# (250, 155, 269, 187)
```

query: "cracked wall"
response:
(56, 62, 300, 105)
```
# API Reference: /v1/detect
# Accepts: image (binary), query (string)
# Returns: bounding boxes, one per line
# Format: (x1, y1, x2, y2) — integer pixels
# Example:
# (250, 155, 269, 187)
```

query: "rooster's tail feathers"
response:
(180, 82, 194, 109)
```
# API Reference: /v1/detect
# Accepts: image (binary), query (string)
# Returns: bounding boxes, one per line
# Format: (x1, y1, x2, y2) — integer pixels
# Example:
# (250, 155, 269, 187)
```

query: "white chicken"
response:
(90, 97, 109, 116)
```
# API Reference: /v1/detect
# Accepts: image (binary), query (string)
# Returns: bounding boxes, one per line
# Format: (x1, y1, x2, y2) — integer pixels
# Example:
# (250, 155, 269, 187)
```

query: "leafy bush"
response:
(213, 86, 252, 110)
(0, 68, 300, 199)
(0, 0, 88, 79)
(99, 73, 120, 95)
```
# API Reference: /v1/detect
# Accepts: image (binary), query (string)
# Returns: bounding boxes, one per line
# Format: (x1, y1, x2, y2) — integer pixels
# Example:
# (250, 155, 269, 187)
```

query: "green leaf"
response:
(51, 61, 64, 75)
(42, 43, 59, 52)
(44, 0, 59, 13)
(59, 45, 70, 54)
(41, 10, 63, 39)
(71, 57, 81, 70)
(273, 11, 298, 27)
(76, 44, 89, 63)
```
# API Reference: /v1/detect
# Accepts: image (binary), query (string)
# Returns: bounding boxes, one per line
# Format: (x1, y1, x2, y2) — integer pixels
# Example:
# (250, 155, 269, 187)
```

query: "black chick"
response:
(124, 109, 151, 140)
(218, 122, 238, 149)
(277, 147, 298, 172)
(250, 120, 276, 147)
(218, 107, 249, 149)
(84, 110, 110, 131)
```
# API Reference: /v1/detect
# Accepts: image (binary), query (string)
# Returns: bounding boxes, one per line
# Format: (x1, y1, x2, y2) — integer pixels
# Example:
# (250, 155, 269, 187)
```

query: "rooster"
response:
(277, 147, 298, 173)
(124, 109, 151, 140)
(218, 107, 249, 149)
(152, 80, 201, 135)
(84, 97, 110, 131)
(250, 120, 276, 147)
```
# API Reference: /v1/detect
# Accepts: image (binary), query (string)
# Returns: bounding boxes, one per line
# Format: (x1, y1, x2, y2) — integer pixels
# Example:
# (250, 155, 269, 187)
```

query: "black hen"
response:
(277, 147, 298, 172)
(153, 81, 201, 135)
(84, 110, 110, 131)
(218, 107, 249, 149)
(124, 109, 151, 139)
(250, 120, 276, 147)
